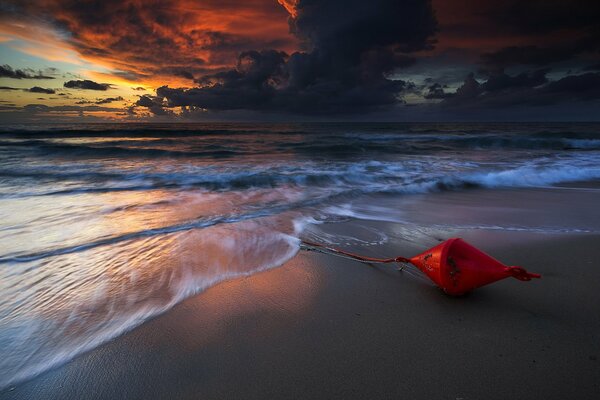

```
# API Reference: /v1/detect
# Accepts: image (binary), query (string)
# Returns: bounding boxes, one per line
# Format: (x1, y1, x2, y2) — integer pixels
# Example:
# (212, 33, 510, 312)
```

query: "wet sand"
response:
(2, 229, 599, 400)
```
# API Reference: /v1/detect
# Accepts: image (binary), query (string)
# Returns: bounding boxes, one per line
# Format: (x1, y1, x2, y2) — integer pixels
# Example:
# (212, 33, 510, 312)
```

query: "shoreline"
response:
(2, 229, 599, 399)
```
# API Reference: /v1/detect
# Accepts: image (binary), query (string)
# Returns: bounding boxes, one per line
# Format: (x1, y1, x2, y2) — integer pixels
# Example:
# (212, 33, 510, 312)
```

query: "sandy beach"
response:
(2, 225, 599, 400)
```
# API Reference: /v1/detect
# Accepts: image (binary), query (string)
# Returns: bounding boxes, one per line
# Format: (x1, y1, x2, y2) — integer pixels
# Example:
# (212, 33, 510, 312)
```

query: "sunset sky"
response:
(1, 0, 599, 122)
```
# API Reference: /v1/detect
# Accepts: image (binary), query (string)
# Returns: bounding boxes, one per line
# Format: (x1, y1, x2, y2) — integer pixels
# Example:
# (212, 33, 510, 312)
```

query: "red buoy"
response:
(301, 237, 541, 296)
(409, 238, 541, 295)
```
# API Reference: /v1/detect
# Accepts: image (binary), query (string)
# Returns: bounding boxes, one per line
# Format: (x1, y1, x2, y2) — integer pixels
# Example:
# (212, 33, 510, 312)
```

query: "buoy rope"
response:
(299, 240, 434, 284)
(300, 240, 411, 264)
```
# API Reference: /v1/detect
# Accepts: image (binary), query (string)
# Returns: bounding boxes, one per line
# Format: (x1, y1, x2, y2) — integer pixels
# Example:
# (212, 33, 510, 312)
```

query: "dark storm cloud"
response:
(424, 83, 452, 100)
(481, 42, 596, 70)
(0, 86, 20, 91)
(476, 1, 600, 70)
(145, 0, 437, 115)
(433, 71, 600, 110)
(0, 65, 55, 80)
(542, 73, 600, 102)
(583, 63, 600, 72)
(483, 1, 600, 35)
(28, 86, 56, 94)
(64, 80, 112, 91)
(480, 69, 548, 92)
(411, 0, 600, 120)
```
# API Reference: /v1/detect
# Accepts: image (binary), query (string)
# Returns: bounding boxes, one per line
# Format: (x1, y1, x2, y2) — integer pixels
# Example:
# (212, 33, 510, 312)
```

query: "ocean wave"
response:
(323, 201, 600, 234)
(458, 163, 600, 188)
(563, 138, 600, 149)
(0, 220, 302, 389)
(0, 140, 244, 159)
(4, 160, 593, 261)
(2, 156, 599, 201)
(337, 134, 600, 150)
(3, 128, 600, 162)
(0, 207, 303, 264)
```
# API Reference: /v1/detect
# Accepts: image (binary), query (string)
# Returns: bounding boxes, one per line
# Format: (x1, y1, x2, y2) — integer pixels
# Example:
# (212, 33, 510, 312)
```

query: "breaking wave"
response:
(1, 156, 599, 200)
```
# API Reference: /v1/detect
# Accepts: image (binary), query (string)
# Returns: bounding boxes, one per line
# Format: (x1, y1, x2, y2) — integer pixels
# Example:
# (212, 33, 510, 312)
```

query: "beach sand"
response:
(1, 224, 599, 400)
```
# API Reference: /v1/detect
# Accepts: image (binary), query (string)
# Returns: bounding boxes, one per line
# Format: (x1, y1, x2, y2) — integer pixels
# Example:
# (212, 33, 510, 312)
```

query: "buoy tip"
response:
(506, 266, 541, 281)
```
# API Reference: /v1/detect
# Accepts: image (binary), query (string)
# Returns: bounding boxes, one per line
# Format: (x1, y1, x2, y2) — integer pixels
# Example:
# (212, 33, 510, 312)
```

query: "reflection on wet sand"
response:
(171, 253, 324, 352)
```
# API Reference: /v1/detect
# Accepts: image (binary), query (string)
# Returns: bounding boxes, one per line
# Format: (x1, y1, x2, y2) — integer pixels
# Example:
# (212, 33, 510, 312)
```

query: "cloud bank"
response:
(1, 0, 599, 120)
(0, 65, 55, 80)
(144, 0, 437, 115)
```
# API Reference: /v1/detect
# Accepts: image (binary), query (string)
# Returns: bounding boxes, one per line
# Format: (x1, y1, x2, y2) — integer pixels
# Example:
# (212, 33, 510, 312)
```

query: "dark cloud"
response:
(480, 69, 548, 92)
(132, 87, 146, 91)
(22, 104, 122, 113)
(1, 86, 56, 94)
(140, 0, 437, 115)
(414, 0, 600, 118)
(583, 63, 600, 72)
(95, 96, 124, 104)
(424, 83, 452, 100)
(75, 96, 123, 105)
(476, 1, 600, 70)
(106, 71, 138, 81)
(0, 64, 55, 80)
(135, 95, 172, 115)
(434, 71, 600, 110)
(172, 70, 194, 80)
(542, 73, 600, 102)
(481, 42, 597, 70)
(28, 86, 56, 94)
(64, 80, 112, 91)
(483, 1, 600, 35)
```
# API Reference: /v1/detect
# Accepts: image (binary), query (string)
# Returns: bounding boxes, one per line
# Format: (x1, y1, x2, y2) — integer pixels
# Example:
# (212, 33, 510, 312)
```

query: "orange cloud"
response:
(1, 0, 298, 89)
(277, 0, 299, 18)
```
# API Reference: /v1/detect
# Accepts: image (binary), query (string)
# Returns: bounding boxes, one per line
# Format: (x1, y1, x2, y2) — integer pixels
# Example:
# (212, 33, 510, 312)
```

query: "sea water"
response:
(1, 122, 599, 387)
